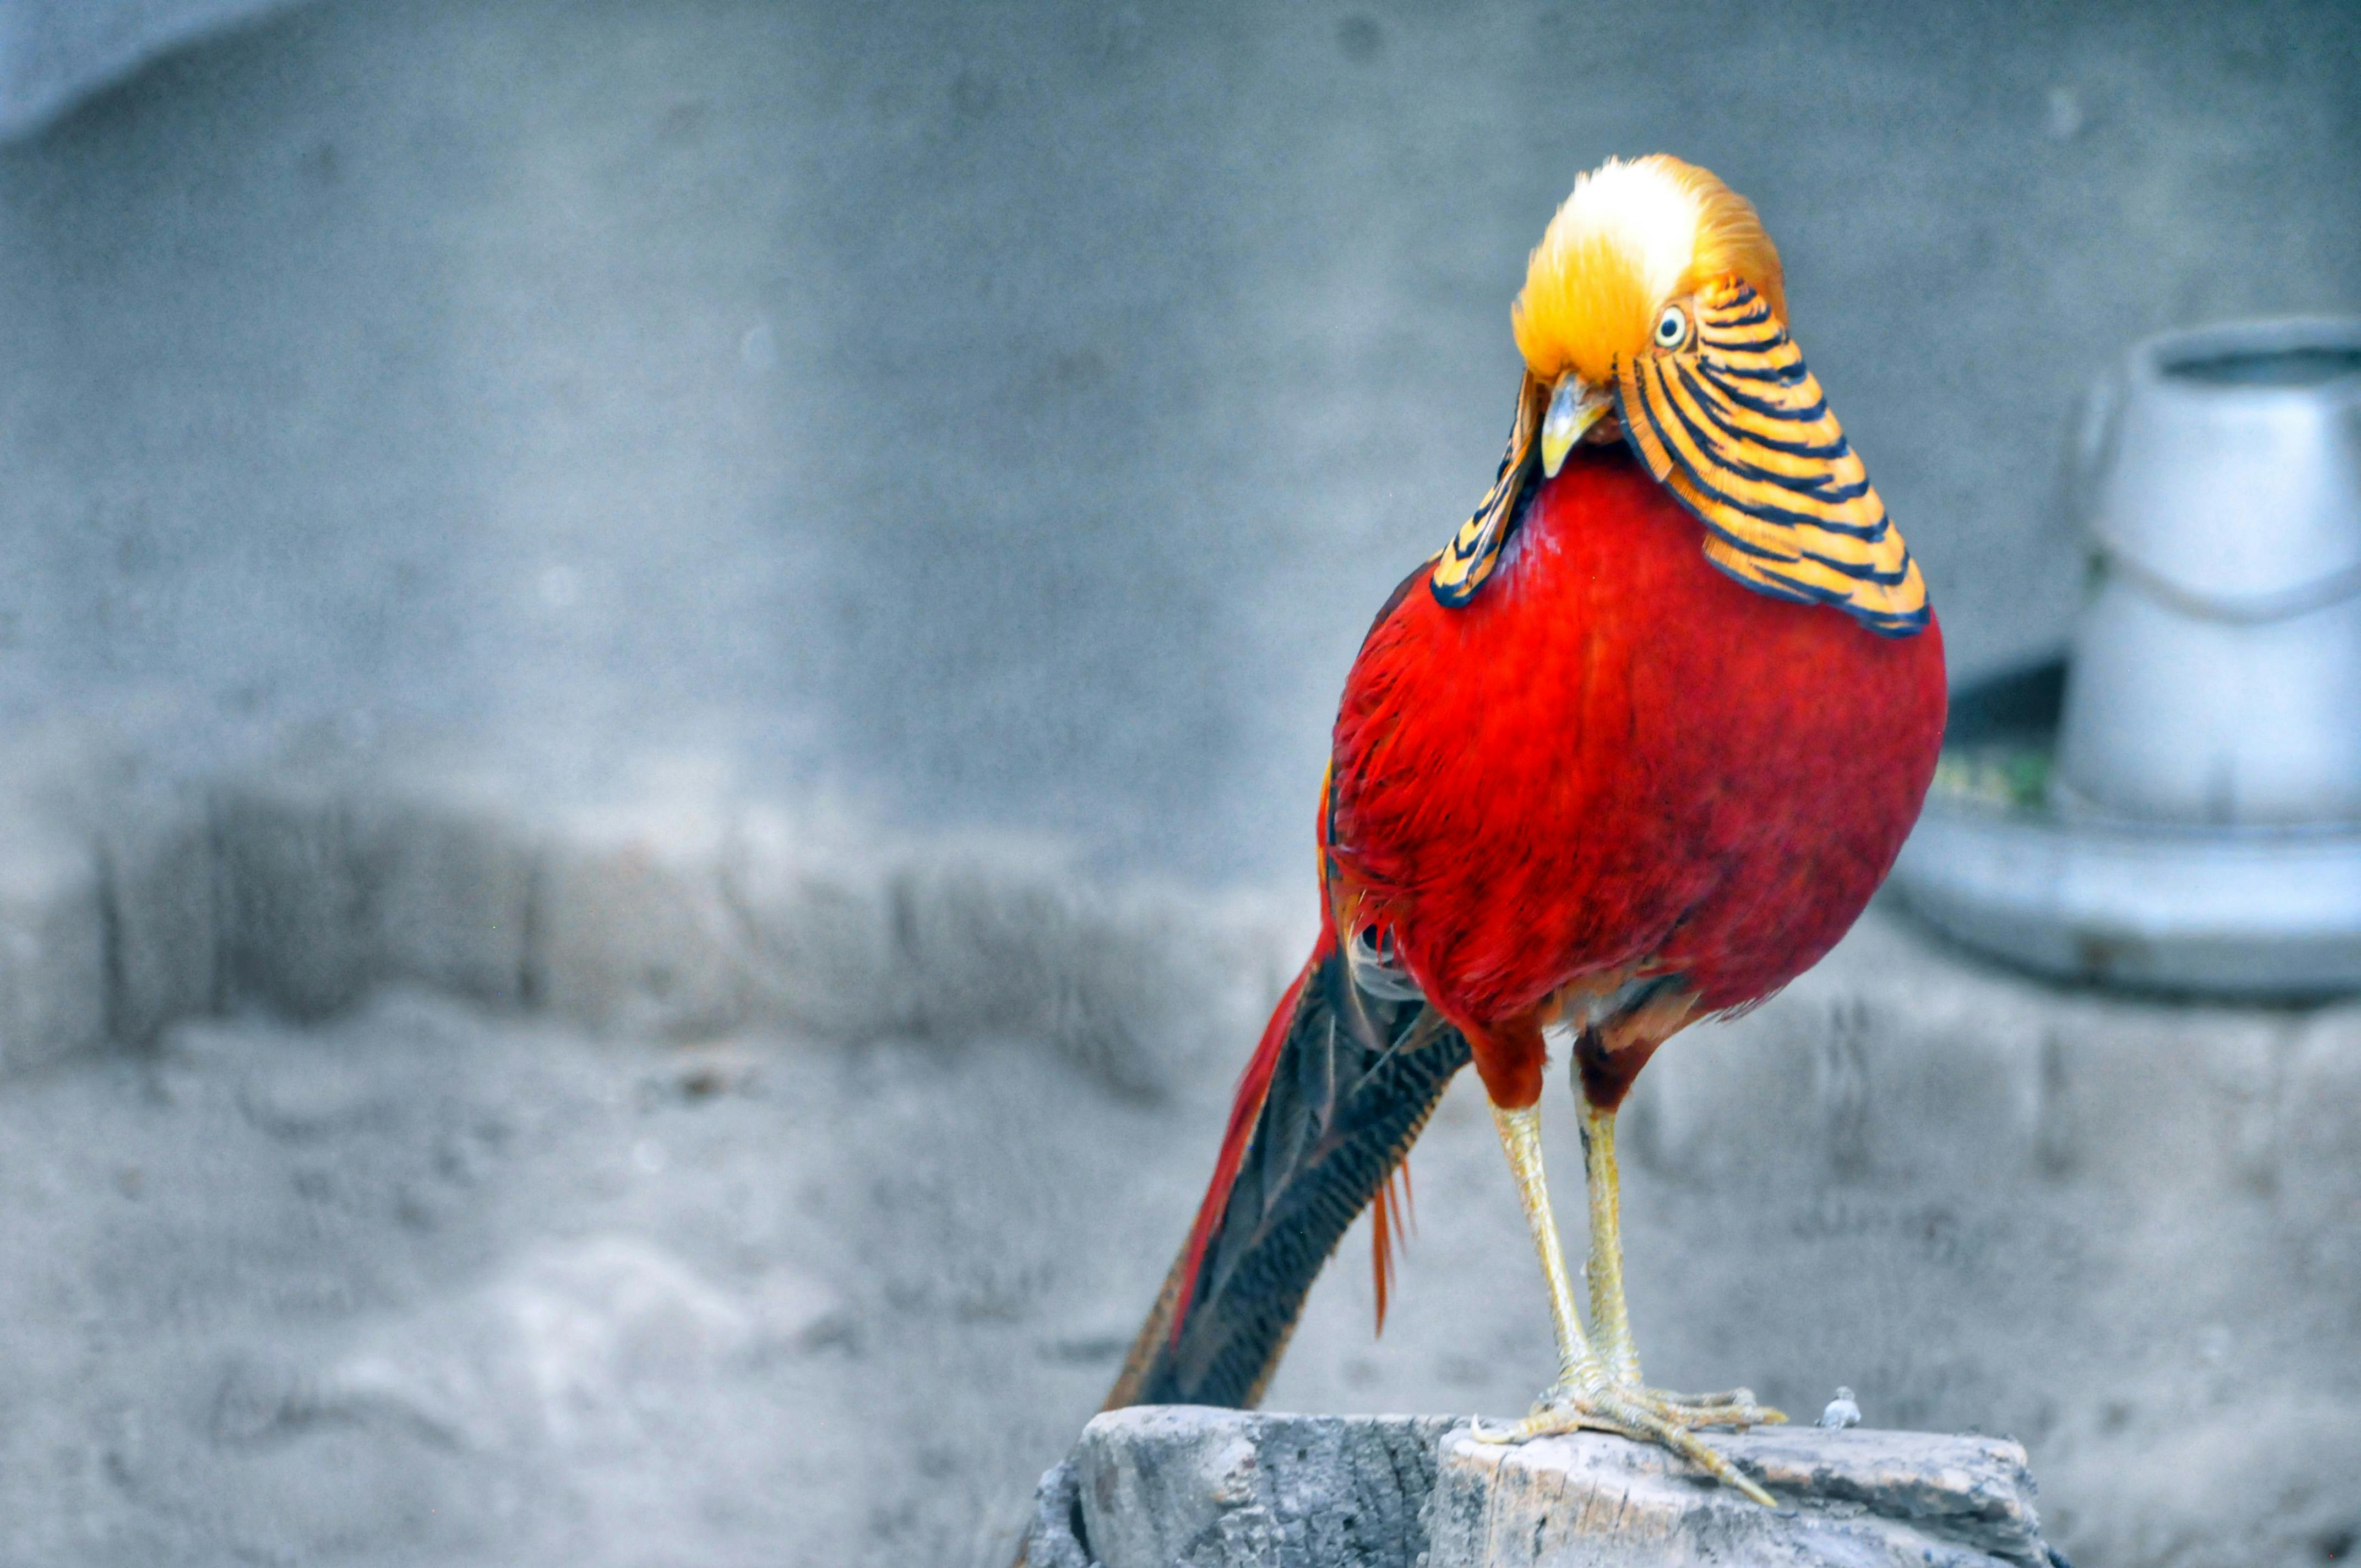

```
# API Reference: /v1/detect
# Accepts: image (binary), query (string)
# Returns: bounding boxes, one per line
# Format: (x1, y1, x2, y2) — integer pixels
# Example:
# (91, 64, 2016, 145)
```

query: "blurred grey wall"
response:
(0, 0, 2353, 881)
(0, 0, 296, 136)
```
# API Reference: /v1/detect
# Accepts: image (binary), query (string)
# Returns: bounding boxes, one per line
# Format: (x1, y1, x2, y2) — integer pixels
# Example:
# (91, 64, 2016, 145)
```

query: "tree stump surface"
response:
(1022, 1408, 2060, 1568)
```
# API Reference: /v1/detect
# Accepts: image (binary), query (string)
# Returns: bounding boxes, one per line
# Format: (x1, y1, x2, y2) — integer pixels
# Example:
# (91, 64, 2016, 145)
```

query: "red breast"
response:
(1325, 443, 1946, 1027)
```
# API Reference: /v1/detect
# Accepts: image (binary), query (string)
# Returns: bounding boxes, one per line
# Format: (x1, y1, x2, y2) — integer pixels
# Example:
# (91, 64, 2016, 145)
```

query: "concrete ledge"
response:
(1026, 1409, 2057, 1568)
(0, 816, 106, 1074)
(0, 739, 1290, 1093)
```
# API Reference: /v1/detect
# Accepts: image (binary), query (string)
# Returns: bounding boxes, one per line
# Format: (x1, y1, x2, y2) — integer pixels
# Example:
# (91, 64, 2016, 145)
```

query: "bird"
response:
(1101, 154, 1946, 1506)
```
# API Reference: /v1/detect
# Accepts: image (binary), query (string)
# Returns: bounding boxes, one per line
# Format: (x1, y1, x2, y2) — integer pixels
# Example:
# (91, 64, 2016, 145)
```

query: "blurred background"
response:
(5, 0, 2354, 877)
(0, 2, 2355, 1566)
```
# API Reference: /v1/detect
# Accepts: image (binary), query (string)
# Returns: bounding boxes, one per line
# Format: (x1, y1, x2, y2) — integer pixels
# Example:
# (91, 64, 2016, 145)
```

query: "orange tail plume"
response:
(1370, 1158, 1417, 1335)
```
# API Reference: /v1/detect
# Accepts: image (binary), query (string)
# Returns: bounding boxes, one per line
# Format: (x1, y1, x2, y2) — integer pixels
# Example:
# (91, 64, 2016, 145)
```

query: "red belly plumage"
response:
(1325, 443, 1946, 1087)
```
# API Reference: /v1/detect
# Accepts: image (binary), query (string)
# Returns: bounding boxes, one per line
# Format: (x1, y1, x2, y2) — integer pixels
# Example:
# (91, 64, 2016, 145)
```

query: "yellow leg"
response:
(1475, 1101, 1782, 1508)
(1579, 1099, 1643, 1387)
(1489, 1104, 1605, 1391)
(1580, 1100, 1785, 1425)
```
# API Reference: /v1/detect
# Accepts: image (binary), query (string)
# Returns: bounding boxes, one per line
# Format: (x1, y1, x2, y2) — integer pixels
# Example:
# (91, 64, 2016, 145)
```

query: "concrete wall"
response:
(0, 0, 297, 135)
(0, 0, 2352, 881)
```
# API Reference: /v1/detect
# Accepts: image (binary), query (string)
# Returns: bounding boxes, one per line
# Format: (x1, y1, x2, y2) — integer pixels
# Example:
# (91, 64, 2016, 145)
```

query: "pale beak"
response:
(1540, 372, 1612, 478)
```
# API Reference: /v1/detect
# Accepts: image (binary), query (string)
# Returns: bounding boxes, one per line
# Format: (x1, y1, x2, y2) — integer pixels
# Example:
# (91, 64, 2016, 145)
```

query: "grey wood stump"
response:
(1021, 1408, 2060, 1568)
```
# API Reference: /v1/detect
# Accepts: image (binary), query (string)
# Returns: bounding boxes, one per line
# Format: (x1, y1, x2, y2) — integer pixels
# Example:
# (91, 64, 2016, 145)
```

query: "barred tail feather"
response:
(1103, 931, 1469, 1411)
(1172, 934, 1325, 1342)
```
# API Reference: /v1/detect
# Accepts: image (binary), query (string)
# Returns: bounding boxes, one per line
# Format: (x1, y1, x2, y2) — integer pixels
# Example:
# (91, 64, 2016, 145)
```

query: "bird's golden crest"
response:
(1431, 155, 1929, 636)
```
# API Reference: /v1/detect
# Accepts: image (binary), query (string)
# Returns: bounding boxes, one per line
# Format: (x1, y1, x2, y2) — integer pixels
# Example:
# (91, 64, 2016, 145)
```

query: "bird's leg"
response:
(1577, 1096, 1788, 1433)
(1489, 1103, 1606, 1396)
(1472, 1103, 1779, 1508)
(1577, 1096, 1644, 1387)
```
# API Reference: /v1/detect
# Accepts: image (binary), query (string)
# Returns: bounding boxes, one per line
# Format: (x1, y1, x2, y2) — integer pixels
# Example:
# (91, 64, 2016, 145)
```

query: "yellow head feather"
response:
(1511, 155, 1786, 387)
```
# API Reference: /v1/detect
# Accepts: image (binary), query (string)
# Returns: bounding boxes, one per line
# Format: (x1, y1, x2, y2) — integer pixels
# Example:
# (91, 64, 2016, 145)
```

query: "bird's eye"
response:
(1653, 304, 1689, 349)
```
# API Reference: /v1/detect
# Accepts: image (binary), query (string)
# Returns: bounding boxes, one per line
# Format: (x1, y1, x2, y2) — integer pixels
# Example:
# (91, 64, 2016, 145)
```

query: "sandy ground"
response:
(0, 988, 1187, 1567)
(2, 902, 2357, 1567)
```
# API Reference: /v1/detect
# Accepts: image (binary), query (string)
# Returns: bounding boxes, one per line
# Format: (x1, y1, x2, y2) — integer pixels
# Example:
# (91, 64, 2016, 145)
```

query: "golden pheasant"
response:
(1106, 155, 1945, 1505)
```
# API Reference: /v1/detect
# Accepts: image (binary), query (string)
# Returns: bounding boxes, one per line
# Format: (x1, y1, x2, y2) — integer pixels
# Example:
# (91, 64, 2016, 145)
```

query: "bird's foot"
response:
(1471, 1380, 1785, 1506)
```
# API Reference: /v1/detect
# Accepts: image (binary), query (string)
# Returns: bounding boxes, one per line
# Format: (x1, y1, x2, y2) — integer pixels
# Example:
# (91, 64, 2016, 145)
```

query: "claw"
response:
(1468, 1413, 1515, 1445)
(1654, 1423, 1777, 1508)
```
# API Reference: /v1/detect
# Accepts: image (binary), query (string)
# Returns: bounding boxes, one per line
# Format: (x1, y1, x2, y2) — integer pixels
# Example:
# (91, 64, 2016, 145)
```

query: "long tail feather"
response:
(1168, 935, 1326, 1344)
(1103, 932, 1470, 1410)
